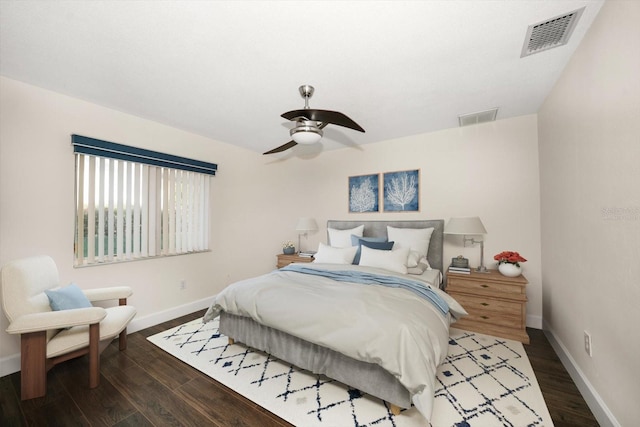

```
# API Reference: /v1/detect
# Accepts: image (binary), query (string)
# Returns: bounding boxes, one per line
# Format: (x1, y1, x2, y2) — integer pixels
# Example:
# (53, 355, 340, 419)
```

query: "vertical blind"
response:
(72, 135, 217, 266)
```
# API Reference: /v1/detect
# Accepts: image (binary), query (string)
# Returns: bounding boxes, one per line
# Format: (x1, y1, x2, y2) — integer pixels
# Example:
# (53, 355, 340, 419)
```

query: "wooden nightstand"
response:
(446, 269, 529, 344)
(276, 253, 314, 269)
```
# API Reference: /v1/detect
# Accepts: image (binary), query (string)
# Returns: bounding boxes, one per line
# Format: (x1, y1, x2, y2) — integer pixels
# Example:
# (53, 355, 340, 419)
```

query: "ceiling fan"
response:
(263, 85, 365, 155)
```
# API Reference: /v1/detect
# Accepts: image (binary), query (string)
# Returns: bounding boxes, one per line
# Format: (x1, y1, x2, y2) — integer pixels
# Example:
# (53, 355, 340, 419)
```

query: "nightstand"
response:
(446, 269, 529, 344)
(276, 253, 314, 269)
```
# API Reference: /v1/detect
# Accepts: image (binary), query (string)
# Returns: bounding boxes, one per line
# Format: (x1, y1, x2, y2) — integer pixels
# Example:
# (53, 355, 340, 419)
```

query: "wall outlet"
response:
(584, 331, 592, 357)
(180, 280, 187, 290)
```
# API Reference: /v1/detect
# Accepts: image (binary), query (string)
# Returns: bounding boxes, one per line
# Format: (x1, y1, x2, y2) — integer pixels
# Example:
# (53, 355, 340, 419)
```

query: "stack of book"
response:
(298, 251, 316, 258)
(448, 265, 471, 275)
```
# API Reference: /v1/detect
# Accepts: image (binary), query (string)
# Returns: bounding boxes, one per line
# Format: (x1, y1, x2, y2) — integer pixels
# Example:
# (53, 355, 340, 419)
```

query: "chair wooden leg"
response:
(119, 328, 127, 351)
(89, 323, 100, 389)
(20, 331, 47, 400)
(118, 298, 128, 351)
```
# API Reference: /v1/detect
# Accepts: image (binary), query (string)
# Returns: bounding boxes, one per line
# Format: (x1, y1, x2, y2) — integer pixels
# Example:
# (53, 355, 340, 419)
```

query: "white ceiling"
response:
(0, 1, 605, 155)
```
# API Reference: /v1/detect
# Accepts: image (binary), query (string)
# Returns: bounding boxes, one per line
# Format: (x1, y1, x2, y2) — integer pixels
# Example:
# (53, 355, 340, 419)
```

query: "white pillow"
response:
(328, 225, 364, 248)
(313, 242, 358, 264)
(386, 226, 434, 267)
(359, 245, 410, 274)
(407, 257, 432, 275)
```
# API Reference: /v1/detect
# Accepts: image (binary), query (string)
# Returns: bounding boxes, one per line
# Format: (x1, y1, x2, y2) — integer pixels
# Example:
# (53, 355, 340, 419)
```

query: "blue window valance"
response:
(72, 134, 217, 176)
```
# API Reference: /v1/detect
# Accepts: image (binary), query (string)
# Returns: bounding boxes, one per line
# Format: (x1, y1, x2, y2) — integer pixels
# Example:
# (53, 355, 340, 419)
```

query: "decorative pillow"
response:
(386, 226, 434, 267)
(45, 283, 92, 311)
(328, 225, 364, 248)
(313, 242, 358, 264)
(350, 234, 387, 246)
(359, 246, 410, 274)
(407, 257, 432, 275)
(350, 235, 393, 264)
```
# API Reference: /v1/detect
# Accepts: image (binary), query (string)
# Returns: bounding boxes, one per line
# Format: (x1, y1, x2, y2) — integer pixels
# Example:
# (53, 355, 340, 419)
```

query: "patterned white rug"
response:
(148, 318, 553, 427)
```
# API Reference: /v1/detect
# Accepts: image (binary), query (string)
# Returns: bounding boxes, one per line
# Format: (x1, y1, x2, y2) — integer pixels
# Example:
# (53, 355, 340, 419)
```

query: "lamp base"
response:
(475, 266, 489, 273)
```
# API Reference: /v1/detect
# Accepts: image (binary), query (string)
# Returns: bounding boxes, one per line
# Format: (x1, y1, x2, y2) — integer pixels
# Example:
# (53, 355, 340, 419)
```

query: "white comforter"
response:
(203, 263, 466, 420)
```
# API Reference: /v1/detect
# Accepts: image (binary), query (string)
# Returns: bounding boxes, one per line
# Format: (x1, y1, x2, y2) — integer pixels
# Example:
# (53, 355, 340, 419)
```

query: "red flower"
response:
(494, 251, 527, 266)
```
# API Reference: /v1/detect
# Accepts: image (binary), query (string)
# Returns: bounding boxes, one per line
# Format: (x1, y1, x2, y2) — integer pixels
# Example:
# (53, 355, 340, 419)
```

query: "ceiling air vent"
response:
(458, 108, 498, 127)
(521, 7, 585, 57)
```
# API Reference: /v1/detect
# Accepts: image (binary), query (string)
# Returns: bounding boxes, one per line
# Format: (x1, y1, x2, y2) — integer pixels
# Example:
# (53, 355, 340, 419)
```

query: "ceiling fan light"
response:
(290, 123, 323, 145)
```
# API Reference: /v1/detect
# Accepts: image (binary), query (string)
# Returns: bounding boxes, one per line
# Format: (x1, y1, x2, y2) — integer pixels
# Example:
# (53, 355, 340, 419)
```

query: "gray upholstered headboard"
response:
(326, 219, 445, 272)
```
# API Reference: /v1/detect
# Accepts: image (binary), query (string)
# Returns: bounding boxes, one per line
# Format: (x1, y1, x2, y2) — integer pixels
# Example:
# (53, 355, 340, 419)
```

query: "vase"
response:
(283, 247, 295, 255)
(498, 263, 522, 277)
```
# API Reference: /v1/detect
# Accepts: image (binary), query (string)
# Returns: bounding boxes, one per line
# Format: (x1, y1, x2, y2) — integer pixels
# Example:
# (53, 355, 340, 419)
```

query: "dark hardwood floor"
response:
(1, 310, 599, 426)
(523, 329, 599, 427)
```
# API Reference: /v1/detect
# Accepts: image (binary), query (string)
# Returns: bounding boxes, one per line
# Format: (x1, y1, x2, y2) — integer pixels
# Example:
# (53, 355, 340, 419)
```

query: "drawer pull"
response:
(481, 302, 489, 306)
(480, 315, 490, 320)
(481, 284, 489, 288)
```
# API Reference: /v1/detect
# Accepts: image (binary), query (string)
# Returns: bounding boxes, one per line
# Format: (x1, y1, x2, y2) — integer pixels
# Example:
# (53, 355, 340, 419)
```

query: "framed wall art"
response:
(348, 174, 379, 213)
(383, 169, 419, 212)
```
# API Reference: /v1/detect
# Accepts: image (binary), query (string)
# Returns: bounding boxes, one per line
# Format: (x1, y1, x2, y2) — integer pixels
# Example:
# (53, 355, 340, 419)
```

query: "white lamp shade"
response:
(291, 129, 322, 145)
(296, 217, 318, 232)
(444, 217, 487, 235)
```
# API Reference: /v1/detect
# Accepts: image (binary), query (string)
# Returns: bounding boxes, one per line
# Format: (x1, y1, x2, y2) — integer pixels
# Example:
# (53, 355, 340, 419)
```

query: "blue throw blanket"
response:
(281, 264, 449, 316)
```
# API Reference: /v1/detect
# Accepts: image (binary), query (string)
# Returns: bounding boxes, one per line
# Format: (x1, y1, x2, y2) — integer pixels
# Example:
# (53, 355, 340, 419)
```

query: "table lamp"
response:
(444, 216, 488, 272)
(295, 217, 318, 253)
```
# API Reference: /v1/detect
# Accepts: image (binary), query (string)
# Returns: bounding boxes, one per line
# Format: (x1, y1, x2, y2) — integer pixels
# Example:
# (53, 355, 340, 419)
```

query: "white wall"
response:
(0, 76, 292, 368)
(538, 1, 640, 426)
(0, 76, 543, 378)
(267, 114, 543, 330)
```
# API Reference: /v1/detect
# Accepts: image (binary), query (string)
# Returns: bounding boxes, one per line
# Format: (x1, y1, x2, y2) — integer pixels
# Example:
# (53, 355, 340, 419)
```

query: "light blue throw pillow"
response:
(45, 283, 92, 311)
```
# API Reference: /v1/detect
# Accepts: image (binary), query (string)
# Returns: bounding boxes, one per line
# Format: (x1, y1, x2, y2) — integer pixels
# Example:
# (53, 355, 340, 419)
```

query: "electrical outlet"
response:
(584, 331, 592, 357)
(180, 280, 187, 290)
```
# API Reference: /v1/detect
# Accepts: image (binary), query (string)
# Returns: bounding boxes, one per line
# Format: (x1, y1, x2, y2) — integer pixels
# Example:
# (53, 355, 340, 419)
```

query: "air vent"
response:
(458, 108, 498, 127)
(521, 7, 584, 57)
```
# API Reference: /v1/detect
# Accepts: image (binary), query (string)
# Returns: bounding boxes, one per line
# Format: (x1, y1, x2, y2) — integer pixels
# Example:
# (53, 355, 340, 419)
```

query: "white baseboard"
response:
(543, 320, 621, 427)
(126, 295, 215, 334)
(0, 352, 20, 378)
(526, 314, 543, 329)
(0, 296, 215, 378)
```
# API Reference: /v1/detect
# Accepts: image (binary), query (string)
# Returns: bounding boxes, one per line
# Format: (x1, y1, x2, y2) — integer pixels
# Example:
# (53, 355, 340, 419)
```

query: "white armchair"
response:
(1, 255, 136, 400)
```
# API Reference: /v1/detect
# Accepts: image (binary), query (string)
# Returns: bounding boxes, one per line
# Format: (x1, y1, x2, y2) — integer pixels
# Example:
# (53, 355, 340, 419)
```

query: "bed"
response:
(203, 219, 466, 420)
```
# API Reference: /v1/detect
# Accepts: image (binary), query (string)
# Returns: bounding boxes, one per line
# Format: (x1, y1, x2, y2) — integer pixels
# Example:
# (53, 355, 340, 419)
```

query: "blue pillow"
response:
(45, 283, 93, 311)
(350, 235, 387, 246)
(351, 235, 394, 264)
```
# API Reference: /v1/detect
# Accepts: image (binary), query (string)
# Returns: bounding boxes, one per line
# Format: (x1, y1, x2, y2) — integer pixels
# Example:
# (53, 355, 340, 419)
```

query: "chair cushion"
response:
(47, 305, 137, 358)
(44, 283, 92, 311)
(1, 255, 60, 321)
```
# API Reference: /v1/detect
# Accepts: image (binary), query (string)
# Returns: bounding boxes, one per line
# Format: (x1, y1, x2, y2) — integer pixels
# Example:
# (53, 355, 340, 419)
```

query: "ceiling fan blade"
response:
(282, 109, 365, 133)
(281, 111, 312, 121)
(263, 140, 297, 155)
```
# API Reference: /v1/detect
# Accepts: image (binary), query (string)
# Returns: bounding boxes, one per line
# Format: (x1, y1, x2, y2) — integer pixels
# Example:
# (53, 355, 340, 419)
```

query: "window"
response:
(72, 135, 217, 266)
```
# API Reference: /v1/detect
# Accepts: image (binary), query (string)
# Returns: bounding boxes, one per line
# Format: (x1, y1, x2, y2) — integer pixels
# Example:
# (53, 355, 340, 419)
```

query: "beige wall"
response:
(0, 77, 543, 379)
(0, 76, 291, 366)
(291, 116, 543, 328)
(538, 1, 640, 426)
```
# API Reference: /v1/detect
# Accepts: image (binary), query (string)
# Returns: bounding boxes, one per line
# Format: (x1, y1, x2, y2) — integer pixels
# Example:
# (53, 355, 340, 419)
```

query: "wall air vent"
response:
(521, 7, 585, 57)
(458, 108, 498, 127)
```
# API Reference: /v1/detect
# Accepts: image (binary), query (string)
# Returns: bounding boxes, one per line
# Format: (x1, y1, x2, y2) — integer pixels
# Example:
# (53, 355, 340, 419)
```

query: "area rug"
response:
(148, 318, 553, 427)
